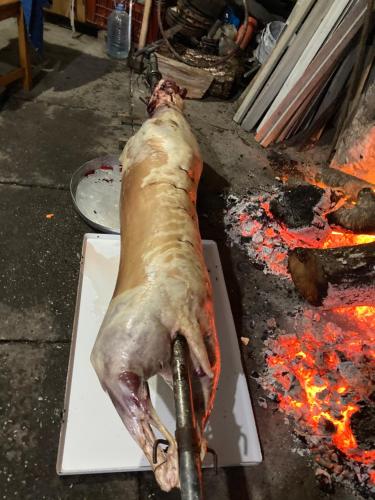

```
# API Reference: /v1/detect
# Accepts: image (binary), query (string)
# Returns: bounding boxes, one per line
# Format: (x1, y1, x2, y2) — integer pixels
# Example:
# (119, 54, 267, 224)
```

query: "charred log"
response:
(268, 184, 332, 245)
(270, 185, 326, 229)
(288, 242, 375, 308)
(304, 165, 375, 201)
(327, 188, 375, 233)
(351, 404, 375, 451)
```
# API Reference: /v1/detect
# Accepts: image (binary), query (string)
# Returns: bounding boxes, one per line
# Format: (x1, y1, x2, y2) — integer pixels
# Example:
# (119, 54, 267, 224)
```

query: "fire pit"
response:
(225, 162, 375, 496)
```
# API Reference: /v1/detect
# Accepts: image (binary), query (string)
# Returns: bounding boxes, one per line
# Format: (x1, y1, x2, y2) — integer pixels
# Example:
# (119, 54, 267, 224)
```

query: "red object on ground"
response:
(236, 16, 257, 50)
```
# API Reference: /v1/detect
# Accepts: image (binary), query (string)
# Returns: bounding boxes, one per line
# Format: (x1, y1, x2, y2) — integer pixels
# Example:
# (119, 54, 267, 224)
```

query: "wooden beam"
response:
(286, 48, 355, 146)
(0, 67, 24, 87)
(276, 70, 329, 142)
(291, 163, 375, 201)
(240, 0, 333, 131)
(307, 48, 355, 128)
(233, 0, 315, 125)
(138, 0, 152, 50)
(0, 0, 18, 21)
(288, 242, 375, 308)
(256, 0, 353, 141)
(17, 7, 32, 91)
(256, 0, 367, 147)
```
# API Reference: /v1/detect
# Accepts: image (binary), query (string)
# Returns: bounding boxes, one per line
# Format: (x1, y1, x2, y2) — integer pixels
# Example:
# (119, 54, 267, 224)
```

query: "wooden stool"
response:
(0, 0, 32, 90)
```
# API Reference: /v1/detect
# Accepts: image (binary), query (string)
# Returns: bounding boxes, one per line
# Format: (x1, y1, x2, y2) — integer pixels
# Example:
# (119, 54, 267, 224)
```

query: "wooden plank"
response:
(255, 0, 353, 140)
(17, 6, 32, 90)
(276, 69, 329, 142)
(256, 0, 366, 147)
(307, 47, 355, 130)
(275, 44, 354, 143)
(0, 0, 19, 21)
(0, 67, 24, 87)
(76, 0, 85, 22)
(233, 0, 315, 124)
(277, 85, 320, 141)
(240, 0, 333, 131)
(138, 0, 152, 49)
(285, 48, 354, 144)
(284, 59, 341, 141)
(156, 53, 214, 99)
(0, 0, 18, 6)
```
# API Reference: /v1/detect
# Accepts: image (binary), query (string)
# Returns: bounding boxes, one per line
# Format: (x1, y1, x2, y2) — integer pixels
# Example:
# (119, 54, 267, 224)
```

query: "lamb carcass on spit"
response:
(91, 80, 220, 491)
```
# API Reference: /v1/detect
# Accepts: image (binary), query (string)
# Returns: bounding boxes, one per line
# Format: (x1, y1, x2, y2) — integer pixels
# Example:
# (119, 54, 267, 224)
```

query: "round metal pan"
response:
(70, 155, 122, 234)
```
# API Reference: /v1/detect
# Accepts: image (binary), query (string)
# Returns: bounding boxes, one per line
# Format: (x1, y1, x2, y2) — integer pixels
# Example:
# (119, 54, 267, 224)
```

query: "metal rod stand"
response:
(172, 335, 203, 500)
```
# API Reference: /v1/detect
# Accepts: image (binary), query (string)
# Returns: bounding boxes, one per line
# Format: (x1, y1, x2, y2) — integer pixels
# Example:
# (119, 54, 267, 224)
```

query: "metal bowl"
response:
(70, 155, 122, 234)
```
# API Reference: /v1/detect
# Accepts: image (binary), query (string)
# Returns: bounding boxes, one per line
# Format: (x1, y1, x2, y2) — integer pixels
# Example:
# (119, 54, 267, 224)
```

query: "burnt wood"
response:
(270, 185, 326, 229)
(351, 404, 375, 451)
(303, 165, 375, 201)
(328, 188, 375, 233)
(288, 242, 375, 308)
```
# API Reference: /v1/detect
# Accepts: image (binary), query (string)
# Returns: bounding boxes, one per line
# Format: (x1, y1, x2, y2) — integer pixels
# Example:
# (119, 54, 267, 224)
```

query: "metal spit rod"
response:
(172, 335, 203, 500)
(144, 54, 203, 497)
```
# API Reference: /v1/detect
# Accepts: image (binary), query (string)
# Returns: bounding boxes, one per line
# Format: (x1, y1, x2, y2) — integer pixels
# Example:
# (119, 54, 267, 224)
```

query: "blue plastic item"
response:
(222, 7, 240, 29)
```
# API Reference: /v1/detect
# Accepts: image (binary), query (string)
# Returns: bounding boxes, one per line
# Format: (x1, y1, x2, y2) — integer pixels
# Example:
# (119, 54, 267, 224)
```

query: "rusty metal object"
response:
(172, 335, 203, 500)
(166, 4, 212, 38)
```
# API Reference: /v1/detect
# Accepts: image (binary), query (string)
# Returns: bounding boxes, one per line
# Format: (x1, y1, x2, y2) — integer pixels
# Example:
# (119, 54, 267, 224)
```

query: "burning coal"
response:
(261, 306, 375, 495)
(225, 182, 375, 496)
(225, 189, 375, 277)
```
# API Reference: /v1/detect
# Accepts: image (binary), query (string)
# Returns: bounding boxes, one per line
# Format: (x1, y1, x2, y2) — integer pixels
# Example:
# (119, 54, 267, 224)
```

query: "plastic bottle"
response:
(107, 3, 131, 59)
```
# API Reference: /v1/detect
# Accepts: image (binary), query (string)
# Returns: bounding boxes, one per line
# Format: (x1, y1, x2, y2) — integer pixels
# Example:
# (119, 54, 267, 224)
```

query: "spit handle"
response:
(172, 334, 203, 500)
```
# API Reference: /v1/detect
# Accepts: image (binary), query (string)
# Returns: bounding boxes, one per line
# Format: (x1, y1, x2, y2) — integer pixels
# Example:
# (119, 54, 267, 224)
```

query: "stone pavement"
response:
(0, 20, 356, 500)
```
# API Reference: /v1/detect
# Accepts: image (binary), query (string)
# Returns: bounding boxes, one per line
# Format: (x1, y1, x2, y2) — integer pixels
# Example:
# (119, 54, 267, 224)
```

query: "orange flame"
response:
(266, 306, 375, 469)
(322, 230, 375, 249)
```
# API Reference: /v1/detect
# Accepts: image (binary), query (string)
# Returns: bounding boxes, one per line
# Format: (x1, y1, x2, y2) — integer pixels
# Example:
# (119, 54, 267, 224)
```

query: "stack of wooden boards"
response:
(234, 0, 372, 148)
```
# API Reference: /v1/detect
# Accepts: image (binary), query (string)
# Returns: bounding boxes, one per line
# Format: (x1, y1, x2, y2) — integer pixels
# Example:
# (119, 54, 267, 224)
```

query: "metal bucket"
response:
(70, 154, 122, 234)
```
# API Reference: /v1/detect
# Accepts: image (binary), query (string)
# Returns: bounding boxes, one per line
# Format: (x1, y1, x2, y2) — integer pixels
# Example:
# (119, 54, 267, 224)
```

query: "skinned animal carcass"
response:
(91, 80, 220, 491)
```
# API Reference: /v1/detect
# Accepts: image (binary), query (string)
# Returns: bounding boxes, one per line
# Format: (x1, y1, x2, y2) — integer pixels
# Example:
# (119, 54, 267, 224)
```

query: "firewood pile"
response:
(234, 0, 374, 149)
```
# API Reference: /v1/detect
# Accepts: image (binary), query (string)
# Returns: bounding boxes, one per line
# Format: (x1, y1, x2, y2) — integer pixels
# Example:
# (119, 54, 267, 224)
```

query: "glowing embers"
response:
(225, 194, 291, 276)
(225, 191, 375, 278)
(322, 231, 375, 248)
(262, 306, 375, 490)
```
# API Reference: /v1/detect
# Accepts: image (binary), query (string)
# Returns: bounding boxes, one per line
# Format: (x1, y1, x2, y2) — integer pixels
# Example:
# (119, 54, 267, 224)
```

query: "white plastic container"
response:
(107, 3, 131, 59)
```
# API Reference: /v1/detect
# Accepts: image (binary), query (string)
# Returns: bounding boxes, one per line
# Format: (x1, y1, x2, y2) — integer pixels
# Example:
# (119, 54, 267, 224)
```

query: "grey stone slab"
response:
(0, 343, 139, 500)
(0, 101, 119, 187)
(0, 185, 89, 341)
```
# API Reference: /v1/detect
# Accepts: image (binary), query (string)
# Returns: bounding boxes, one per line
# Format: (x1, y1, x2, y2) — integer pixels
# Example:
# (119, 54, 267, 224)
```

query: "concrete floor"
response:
(0, 20, 360, 500)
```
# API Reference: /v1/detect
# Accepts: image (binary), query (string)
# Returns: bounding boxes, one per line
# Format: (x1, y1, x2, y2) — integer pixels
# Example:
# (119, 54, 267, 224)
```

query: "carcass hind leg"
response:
(104, 371, 179, 492)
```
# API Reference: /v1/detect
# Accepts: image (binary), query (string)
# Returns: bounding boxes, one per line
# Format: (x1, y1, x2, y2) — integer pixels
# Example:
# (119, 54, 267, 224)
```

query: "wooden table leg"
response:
(17, 7, 32, 91)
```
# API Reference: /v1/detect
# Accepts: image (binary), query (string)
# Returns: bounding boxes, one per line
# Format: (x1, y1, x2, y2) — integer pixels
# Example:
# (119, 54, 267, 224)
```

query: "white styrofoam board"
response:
(57, 234, 262, 474)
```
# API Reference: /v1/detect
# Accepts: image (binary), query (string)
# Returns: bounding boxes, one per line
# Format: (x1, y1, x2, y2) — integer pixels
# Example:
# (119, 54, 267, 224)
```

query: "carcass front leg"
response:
(103, 371, 179, 491)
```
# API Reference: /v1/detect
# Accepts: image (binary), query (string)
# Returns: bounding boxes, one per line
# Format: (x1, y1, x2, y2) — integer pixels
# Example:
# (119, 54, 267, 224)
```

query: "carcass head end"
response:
(147, 79, 187, 115)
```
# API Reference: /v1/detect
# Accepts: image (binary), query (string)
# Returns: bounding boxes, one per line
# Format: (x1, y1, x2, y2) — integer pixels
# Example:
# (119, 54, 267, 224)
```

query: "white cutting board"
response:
(57, 234, 262, 474)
